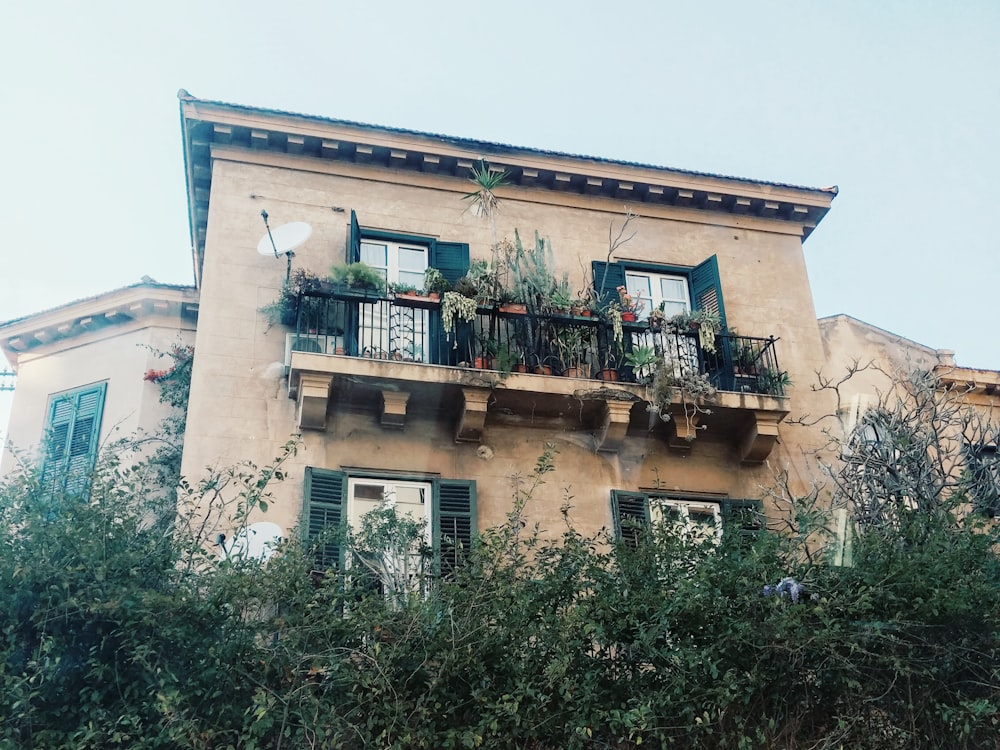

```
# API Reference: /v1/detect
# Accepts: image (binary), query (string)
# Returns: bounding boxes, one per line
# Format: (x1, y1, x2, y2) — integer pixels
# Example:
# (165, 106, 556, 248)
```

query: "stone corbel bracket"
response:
(297, 373, 334, 430)
(455, 387, 491, 443)
(380, 390, 410, 429)
(595, 399, 637, 453)
(738, 410, 785, 463)
(665, 403, 702, 451)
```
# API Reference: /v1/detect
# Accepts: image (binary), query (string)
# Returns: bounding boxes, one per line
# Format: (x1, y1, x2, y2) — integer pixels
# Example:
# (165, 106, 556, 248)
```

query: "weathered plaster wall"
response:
(181, 154, 840, 539)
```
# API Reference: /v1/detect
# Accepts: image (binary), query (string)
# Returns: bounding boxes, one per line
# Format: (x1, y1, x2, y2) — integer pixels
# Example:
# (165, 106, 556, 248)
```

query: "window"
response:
(41, 382, 107, 497)
(349, 211, 470, 364)
(611, 490, 760, 548)
(966, 443, 1000, 517)
(596, 256, 728, 377)
(303, 468, 476, 580)
(593, 255, 728, 329)
(625, 270, 691, 320)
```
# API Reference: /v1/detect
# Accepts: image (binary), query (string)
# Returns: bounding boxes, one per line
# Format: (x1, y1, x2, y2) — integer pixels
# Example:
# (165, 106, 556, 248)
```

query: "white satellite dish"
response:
(257, 220, 312, 258)
(227, 521, 284, 562)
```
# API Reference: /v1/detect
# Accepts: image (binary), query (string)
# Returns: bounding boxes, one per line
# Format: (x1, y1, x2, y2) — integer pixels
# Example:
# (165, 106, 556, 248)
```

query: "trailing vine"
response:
(441, 291, 478, 344)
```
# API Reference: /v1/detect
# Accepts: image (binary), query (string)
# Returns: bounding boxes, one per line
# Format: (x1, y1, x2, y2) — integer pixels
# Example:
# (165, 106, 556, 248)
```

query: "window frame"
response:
(41, 381, 107, 498)
(611, 489, 760, 548)
(592, 255, 728, 330)
(303, 467, 476, 577)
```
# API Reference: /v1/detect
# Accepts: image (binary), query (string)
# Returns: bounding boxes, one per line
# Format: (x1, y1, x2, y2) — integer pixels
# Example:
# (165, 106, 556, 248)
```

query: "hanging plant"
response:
(664, 310, 722, 353)
(441, 291, 478, 344)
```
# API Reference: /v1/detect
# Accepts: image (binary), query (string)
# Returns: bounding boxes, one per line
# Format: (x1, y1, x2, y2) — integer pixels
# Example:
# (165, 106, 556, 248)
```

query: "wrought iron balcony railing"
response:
(291, 289, 786, 397)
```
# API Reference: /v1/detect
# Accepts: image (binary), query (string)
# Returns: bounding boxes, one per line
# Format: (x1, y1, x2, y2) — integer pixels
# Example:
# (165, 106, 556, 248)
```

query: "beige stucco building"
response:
(172, 92, 844, 556)
(0, 283, 198, 478)
(3, 92, 863, 564)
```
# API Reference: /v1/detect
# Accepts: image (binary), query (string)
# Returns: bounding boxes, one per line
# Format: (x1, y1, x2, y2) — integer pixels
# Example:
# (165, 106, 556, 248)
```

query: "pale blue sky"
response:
(2, 1, 998, 440)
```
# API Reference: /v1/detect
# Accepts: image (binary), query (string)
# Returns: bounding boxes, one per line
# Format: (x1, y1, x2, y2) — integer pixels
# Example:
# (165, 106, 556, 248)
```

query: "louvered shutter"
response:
(592, 261, 627, 307)
(42, 383, 105, 497)
(690, 255, 728, 331)
(611, 490, 650, 547)
(427, 241, 470, 365)
(434, 479, 476, 578)
(720, 499, 762, 548)
(303, 468, 346, 570)
(430, 241, 470, 286)
(349, 210, 361, 263)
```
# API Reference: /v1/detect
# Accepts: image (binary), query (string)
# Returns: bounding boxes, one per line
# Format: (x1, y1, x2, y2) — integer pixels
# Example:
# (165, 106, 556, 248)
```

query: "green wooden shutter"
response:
(303, 468, 346, 570)
(429, 241, 470, 364)
(690, 254, 728, 330)
(434, 479, 476, 578)
(592, 261, 626, 307)
(349, 210, 361, 263)
(430, 241, 470, 286)
(720, 499, 762, 548)
(611, 490, 650, 547)
(42, 383, 106, 497)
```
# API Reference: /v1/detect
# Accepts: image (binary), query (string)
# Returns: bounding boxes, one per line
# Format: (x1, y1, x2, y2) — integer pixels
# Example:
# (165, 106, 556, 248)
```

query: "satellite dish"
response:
(227, 522, 284, 562)
(257, 220, 312, 258)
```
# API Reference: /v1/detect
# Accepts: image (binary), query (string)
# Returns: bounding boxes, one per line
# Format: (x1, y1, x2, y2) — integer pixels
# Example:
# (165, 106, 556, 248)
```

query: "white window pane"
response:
(663, 300, 688, 316)
(399, 271, 425, 288)
(360, 242, 387, 268)
(398, 247, 427, 273)
(625, 274, 652, 298)
(660, 278, 688, 304)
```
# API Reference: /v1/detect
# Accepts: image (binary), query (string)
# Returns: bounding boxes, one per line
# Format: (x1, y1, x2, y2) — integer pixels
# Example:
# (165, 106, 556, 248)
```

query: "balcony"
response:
(286, 289, 789, 462)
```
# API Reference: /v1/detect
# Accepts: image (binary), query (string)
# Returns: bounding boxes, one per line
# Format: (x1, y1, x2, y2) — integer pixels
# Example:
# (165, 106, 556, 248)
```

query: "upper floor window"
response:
(966, 443, 999, 518)
(594, 255, 728, 330)
(360, 239, 428, 289)
(41, 382, 107, 498)
(350, 210, 469, 289)
(625, 271, 691, 319)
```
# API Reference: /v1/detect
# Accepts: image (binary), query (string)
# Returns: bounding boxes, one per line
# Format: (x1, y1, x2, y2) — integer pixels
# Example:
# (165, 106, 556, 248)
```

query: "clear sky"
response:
(1, 0, 998, 442)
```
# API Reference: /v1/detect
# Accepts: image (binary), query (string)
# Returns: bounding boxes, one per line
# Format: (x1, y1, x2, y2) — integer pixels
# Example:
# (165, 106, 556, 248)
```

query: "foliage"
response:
(423, 266, 451, 295)
(259, 267, 323, 327)
(664, 309, 723, 353)
(623, 344, 657, 383)
(330, 260, 385, 292)
(2, 371, 998, 749)
(756, 366, 791, 396)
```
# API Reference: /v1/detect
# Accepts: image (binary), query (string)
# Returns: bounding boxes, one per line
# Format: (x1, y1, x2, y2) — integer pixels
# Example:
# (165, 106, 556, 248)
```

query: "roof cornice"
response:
(0, 284, 199, 368)
(178, 91, 838, 284)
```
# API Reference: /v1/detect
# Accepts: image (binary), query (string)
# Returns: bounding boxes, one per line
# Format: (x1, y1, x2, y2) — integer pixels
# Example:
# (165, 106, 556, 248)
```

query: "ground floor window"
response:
(303, 468, 476, 585)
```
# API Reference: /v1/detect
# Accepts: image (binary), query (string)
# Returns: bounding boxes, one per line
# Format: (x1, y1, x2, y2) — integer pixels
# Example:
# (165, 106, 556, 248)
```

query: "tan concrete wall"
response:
(1, 325, 196, 474)
(181, 156, 841, 540)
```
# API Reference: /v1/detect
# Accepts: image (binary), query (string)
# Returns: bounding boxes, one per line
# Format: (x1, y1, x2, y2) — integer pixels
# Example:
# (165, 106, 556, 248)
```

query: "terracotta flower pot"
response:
(598, 368, 619, 381)
(621, 311, 637, 323)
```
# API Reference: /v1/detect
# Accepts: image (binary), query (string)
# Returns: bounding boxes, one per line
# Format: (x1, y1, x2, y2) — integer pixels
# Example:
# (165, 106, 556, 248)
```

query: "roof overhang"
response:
(0, 284, 199, 370)
(178, 91, 837, 288)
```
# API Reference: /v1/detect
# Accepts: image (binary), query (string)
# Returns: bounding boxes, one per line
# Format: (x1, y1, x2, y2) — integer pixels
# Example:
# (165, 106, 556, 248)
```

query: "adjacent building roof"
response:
(0, 282, 199, 370)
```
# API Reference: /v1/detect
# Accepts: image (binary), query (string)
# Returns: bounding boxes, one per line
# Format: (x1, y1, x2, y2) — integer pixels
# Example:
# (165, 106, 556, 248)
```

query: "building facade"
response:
(175, 92, 840, 558)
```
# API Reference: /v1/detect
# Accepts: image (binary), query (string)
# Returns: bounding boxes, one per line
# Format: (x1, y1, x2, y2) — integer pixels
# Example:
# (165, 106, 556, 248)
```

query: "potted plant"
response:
(664, 310, 722, 353)
(756, 367, 792, 396)
(423, 267, 451, 298)
(615, 286, 644, 322)
(330, 261, 386, 295)
(648, 303, 667, 331)
(259, 268, 322, 328)
(623, 345, 658, 384)
(441, 289, 478, 344)
(552, 325, 586, 377)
